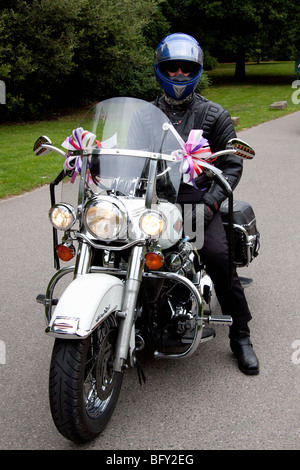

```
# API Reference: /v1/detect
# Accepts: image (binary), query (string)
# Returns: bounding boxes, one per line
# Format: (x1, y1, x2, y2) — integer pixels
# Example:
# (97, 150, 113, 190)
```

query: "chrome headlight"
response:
(139, 210, 166, 238)
(49, 203, 76, 230)
(84, 198, 127, 241)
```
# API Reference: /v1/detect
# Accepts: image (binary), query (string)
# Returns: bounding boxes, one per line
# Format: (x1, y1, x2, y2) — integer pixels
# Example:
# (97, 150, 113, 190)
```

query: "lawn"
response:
(204, 61, 299, 129)
(0, 109, 89, 199)
(0, 61, 299, 199)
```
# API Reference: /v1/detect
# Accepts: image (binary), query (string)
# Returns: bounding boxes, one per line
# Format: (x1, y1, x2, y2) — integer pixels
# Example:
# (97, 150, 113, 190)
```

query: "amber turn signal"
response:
(56, 243, 76, 261)
(145, 252, 164, 270)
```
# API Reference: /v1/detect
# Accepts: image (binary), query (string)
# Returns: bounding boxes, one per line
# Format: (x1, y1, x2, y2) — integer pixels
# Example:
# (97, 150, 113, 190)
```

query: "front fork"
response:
(61, 239, 145, 372)
(113, 244, 146, 372)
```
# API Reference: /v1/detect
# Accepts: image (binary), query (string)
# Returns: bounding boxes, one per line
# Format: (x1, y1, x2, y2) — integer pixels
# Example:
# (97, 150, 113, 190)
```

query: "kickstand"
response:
(135, 357, 146, 385)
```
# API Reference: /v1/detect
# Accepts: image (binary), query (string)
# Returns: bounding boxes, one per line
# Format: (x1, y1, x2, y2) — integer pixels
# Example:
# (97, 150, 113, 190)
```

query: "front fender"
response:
(46, 273, 124, 338)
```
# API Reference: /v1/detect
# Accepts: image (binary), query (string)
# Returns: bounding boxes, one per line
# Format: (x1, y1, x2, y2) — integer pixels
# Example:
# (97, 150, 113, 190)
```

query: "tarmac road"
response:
(0, 111, 299, 451)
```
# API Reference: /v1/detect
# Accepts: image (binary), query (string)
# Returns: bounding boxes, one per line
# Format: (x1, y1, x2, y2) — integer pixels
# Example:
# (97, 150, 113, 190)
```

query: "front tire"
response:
(49, 316, 123, 443)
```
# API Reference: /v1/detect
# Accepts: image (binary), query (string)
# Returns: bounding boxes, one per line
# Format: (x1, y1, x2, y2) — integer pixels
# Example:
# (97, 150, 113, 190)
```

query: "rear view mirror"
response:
(226, 138, 255, 159)
(33, 135, 53, 156)
(33, 135, 66, 157)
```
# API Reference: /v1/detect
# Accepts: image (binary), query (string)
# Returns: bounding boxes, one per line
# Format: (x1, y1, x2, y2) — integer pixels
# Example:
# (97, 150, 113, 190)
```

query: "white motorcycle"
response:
(34, 97, 259, 443)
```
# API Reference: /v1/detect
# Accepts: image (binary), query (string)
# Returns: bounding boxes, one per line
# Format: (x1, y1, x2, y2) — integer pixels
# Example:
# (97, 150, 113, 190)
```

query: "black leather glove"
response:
(203, 204, 214, 228)
(202, 193, 219, 228)
(194, 203, 215, 230)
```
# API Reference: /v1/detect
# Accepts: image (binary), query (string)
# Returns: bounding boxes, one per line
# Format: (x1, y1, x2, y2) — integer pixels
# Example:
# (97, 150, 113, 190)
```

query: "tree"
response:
(71, 0, 169, 101)
(0, 0, 168, 120)
(161, 0, 300, 79)
(0, 0, 83, 119)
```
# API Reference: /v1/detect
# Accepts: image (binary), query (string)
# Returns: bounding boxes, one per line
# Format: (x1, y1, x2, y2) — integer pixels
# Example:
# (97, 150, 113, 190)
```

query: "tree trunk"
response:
(234, 45, 246, 80)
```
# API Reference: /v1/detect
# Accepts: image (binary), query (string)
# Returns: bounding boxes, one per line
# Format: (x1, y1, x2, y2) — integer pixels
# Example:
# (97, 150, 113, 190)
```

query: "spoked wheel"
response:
(49, 315, 123, 443)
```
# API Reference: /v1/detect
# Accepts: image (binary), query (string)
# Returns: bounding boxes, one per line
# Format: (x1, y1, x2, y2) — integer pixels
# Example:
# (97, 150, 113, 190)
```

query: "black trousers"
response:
(199, 211, 252, 329)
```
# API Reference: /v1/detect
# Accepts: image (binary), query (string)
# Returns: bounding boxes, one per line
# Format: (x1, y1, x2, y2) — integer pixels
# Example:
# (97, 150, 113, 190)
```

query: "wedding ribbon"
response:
(171, 129, 216, 188)
(61, 127, 101, 183)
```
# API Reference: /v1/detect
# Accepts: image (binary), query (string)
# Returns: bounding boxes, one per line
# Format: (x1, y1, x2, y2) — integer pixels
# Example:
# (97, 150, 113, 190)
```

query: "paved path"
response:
(0, 111, 299, 450)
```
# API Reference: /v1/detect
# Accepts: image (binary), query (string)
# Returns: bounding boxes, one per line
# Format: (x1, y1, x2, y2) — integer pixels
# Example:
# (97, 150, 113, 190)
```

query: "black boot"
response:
(229, 326, 259, 375)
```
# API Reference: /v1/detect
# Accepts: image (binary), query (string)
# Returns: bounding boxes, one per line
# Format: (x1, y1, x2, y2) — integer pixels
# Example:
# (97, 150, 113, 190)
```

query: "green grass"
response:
(0, 61, 299, 199)
(205, 61, 299, 129)
(0, 109, 89, 199)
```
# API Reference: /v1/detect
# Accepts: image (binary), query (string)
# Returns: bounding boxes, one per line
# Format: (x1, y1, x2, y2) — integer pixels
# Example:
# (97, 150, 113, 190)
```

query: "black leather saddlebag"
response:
(220, 200, 260, 267)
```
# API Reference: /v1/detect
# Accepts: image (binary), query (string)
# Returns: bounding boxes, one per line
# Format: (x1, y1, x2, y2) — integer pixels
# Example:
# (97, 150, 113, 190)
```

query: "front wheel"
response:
(49, 316, 123, 443)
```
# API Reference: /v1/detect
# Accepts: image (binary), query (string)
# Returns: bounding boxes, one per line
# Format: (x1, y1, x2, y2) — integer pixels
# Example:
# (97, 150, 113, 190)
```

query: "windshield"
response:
(77, 97, 182, 202)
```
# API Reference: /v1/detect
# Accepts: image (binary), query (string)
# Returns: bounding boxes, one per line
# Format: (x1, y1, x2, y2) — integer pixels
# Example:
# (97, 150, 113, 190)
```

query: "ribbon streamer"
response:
(61, 127, 101, 183)
(171, 129, 216, 188)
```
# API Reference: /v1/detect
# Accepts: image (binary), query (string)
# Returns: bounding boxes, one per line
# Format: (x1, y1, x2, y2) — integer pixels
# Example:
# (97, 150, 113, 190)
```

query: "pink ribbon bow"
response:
(172, 129, 215, 188)
(61, 127, 101, 183)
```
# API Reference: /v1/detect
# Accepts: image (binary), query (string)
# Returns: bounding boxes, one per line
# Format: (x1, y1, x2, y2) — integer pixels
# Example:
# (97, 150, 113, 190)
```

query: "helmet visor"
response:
(159, 60, 200, 78)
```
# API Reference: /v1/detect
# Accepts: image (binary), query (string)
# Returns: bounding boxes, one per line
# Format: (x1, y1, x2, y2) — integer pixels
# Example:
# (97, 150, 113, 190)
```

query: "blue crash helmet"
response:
(154, 33, 203, 100)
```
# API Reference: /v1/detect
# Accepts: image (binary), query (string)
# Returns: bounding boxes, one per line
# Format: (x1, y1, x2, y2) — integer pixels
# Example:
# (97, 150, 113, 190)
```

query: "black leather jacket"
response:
(156, 93, 242, 211)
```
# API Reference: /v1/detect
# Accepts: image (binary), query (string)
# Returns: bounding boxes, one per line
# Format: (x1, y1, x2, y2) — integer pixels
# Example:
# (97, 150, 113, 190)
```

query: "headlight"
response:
(49, 203, 76, 230)
(139, 210, 166, 238)
(84, 198, 127, 241)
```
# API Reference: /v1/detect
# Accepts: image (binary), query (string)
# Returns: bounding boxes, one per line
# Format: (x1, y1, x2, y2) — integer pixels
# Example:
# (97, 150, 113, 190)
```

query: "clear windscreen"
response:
(78, 97, 183, 201)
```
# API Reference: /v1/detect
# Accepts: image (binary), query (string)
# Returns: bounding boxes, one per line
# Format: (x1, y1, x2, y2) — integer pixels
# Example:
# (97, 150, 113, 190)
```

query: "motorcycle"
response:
(34, 97, 260, 443)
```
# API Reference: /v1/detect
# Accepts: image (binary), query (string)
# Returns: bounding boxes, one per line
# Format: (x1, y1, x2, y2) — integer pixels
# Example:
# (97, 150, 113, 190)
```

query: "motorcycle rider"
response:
(154, 33, 259, 375)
